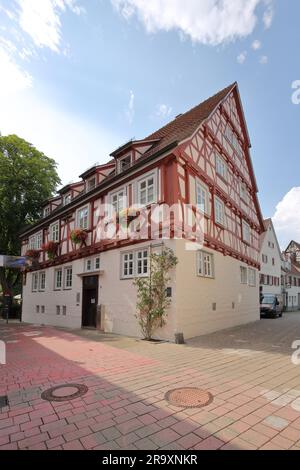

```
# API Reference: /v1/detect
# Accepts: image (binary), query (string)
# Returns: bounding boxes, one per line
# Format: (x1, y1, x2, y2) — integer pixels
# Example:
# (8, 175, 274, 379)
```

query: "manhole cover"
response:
(0, 395, 8, 408)
(41, 384, 88, 402)
(165, 388, 213, 408)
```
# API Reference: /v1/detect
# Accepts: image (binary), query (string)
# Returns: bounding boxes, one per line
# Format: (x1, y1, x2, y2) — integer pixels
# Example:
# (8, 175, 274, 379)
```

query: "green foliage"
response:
(0, 134, 61, 295)
(133, 247, 178, 340)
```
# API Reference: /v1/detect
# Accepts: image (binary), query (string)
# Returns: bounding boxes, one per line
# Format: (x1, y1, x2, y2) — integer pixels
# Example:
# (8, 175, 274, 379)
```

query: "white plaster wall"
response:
(260, 224, 282, 296)
(22, 259, 85, 328)
(174, 239, 260, 339)
(99, 240, 177, 341)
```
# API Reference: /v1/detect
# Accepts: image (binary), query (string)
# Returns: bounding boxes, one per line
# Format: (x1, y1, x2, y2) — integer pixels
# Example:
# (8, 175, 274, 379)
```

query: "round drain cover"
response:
(41, 384, 88, 402)
(165, 387, 213, 409)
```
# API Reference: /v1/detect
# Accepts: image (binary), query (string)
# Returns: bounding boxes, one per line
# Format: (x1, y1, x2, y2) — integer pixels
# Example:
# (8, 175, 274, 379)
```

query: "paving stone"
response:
(263, 415, 289, 431)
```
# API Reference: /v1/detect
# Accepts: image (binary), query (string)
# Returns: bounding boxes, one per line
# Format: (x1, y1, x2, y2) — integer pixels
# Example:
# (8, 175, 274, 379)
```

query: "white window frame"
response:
(196, 180, 209, 215)
(39, 271, 46, 292)
(136, 171, 157, 206)
(85, 258, 93, 272)
(49, 222, 59, 242)
(63, 193, 72, 206)
(54, 269, 62, 290)
(29, 231, 43, 250)
(242, 220, 251, 245)
(197, 251, 214, 279)
(95, 257, 100, 270)
(43, 206, 50, 218)
(215, 153, 227, 180)
(32, 273, 38, 292)
(118, 154, 132, 173)
(240, 266, 248, 284)
(248, 268, 256, 287)
(64, 266, 73, 290)
(136, 249, 149, 277)
(214, 196, 225, 226)
(87, 176, 96, 192)
(76, 205, 90, 230)
(121, 248, 150, 279)
(110, 188, 127, 215)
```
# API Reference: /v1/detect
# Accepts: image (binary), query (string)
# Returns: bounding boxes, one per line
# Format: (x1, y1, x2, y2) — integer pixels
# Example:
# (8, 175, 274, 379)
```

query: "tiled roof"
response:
(143, 82, 236, 158)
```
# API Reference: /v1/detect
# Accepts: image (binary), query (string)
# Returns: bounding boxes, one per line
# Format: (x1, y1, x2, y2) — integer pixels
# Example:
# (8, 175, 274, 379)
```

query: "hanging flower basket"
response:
(25, 249, 40, 260)
(119, 206, 140, 221)
(42, 241, 59, 260)
(70, 229, 88, 246)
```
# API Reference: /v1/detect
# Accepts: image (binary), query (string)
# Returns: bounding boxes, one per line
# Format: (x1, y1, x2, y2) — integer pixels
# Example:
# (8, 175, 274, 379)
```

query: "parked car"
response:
(260, 294, 284, 318)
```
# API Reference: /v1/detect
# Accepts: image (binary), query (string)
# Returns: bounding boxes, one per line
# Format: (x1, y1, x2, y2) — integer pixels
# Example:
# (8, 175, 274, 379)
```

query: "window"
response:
(64, 267, 73, 289)
(36, 305, 40, 313)
(196, 181, 209, 214)
(138, 174, 156, 206)
(62, 306, 67, 316)
(122, 252, 134, 278)
(86, 259, 92, 271)
(95, 257, 100, 270)
(50, 222, 59, 242)
(44, 206, 50, 217)
(215, 153, 227, 180)
(54, 269, 62, 290)
(262, 254, 268, 264)
(76, 206, 89, 230)
(136, 250, 149, 276)
(56, 306, 60, 315)
(39, 272, 46, 291)
(272, 258, 275, 266)
(29, 231, 43, 250)
(121, 249, 149, 279)
(63, 194, 72, 206)
(41, 306, 45, 314)
(214, 197, 225, 226)
(197, 251, 214, 278)
(240, 266, 248, 284)
(111, 189, 126, 214)
(87, 177, 96, 192)
(248, 268, 256, 287)
(242, 220, 251, 244)
(32, 273, 38, 292)
(240, 182, 248, 204)
(118, 154, 132, 173)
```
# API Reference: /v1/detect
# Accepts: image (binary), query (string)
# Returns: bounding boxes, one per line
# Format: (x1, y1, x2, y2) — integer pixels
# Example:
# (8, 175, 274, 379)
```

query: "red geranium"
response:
(42, 241, 59, 260)
(70, 229, 88, 245)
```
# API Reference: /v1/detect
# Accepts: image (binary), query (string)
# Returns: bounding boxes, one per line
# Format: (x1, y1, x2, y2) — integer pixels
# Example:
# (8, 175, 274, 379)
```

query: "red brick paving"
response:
(1, 319, 300, 450)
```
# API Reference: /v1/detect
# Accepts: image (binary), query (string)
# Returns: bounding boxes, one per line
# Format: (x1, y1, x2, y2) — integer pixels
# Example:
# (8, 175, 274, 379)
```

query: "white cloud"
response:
(273, 188, 300, 249)
(237, 51, 247, 64)
(0, 46, 32, 96)
(111, 0, 274, 46)
(260, 55, 268, 64)
(0, 91, 121, 185)
(252, 39, 261, 50)
(15, 0, 84, 53)
(125, 90, 135, 124)
(156, 104, 172, 118)
(263, 0, 274, 29)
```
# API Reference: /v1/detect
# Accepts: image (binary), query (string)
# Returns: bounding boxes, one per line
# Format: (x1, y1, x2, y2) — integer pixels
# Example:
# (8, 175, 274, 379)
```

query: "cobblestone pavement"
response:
(1, 314, 300, 450)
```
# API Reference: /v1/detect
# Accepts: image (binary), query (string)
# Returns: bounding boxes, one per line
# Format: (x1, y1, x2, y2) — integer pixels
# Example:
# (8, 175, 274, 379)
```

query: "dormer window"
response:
(118, 154, 132, 173)
(87, 177, 96, 192)
(43, 206, 50, 218)
(63, 194, 72, 206)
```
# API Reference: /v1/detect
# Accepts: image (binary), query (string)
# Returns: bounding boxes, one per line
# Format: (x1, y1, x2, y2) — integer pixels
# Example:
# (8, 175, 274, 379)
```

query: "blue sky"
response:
(0, 0, 299, 247)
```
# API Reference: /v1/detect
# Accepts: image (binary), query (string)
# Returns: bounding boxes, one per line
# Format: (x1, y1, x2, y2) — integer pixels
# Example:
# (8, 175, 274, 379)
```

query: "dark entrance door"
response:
(82, 276, 99, 328)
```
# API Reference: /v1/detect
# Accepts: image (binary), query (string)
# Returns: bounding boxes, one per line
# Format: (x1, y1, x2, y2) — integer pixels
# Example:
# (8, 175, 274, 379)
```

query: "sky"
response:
(0, 0, 299, 248)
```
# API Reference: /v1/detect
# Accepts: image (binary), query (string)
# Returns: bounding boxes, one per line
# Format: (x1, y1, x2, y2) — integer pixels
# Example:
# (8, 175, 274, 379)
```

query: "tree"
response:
(0, 135, 61, 299)
(133, 247, 178, 341)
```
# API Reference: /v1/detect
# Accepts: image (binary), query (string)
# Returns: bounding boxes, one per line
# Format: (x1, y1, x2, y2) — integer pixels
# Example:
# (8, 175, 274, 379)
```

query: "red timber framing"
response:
(21, 83, 264, 271)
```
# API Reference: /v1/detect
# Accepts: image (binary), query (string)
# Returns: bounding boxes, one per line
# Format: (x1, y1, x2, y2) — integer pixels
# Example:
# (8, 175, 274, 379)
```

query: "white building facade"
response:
(259, 219, 282, 297)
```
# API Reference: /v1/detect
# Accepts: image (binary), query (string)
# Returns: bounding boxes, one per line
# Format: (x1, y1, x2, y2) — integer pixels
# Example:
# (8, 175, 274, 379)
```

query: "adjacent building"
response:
(282, 241, 300, 311)
(259, 218, 282, 297)
(20, 82, 265, 340)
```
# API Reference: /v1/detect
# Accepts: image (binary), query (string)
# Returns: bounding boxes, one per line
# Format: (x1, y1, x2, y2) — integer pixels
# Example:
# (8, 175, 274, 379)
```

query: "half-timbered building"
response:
(20, 82, 264, 340)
